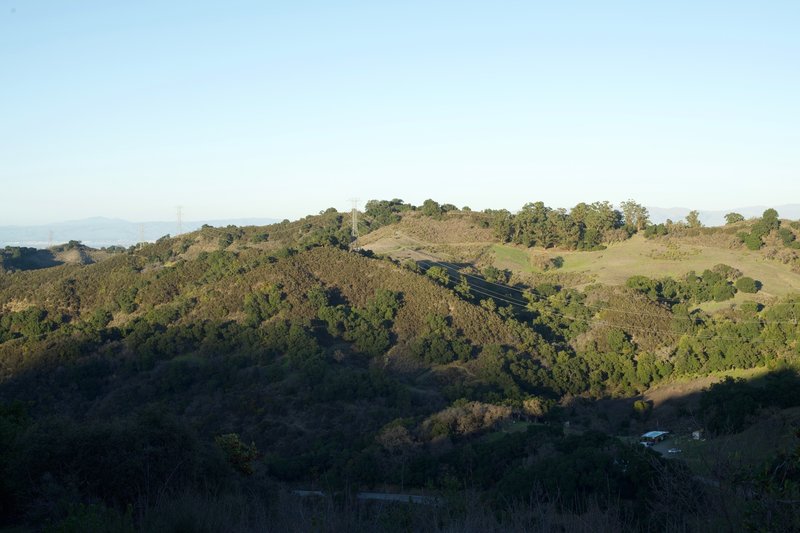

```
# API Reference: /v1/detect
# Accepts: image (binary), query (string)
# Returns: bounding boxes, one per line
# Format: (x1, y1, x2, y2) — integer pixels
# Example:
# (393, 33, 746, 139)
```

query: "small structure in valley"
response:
(639, 430, 669, 447)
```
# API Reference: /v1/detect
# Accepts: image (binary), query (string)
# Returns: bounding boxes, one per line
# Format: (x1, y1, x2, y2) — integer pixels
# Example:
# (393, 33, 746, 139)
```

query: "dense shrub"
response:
(735, 276, 760, 293)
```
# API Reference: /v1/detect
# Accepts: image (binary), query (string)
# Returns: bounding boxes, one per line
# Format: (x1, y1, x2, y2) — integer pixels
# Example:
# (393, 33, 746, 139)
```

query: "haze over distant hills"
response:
(0, 217, 279, 248)
(647, 204, 800, 226)
(2, 203, 799, 249)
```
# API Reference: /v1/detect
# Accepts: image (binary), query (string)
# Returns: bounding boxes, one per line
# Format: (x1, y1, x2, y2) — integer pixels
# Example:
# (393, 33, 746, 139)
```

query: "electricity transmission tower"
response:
(349, 198, 359, 250)
(176, 206, 183, 236)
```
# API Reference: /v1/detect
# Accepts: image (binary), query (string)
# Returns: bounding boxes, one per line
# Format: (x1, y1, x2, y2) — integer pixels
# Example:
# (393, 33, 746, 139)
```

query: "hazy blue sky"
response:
(1, 1, 798, 224)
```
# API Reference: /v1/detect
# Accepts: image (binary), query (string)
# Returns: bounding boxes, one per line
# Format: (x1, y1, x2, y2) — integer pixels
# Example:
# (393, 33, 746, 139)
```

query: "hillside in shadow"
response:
(1, 216, 799, 531)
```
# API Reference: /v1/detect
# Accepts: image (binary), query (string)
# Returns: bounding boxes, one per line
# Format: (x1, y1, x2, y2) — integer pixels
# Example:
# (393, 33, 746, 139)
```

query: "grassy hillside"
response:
(362, 211, 800, 302)
(556, 235, 800, 296)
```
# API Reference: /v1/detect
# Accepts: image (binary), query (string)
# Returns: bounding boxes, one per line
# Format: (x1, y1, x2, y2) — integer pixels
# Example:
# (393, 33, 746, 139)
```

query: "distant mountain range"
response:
(0, 217, 279, 248)
(646, 204, 800, 226)
(2, 204, 798, 249)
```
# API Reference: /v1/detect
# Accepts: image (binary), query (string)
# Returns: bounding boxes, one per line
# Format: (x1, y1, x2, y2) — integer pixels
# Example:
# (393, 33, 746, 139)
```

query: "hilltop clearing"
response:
(359, 210, 800, 303)
(539, 235, 800, 297)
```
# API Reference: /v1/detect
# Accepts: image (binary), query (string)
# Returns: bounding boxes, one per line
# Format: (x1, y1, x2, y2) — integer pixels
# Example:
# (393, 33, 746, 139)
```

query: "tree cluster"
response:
(738, 208, 781, 250)
(626, 265, 756, 304)
(488, 200, 629, 250)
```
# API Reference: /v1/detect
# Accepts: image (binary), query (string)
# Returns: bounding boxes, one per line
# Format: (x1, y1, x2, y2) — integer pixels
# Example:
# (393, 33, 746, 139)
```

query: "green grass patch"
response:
(517, 235, 800, 297)
(492, 245, 532, 272)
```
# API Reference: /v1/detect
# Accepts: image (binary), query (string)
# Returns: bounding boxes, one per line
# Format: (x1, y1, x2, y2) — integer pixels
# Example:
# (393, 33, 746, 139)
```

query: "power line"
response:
(349, 198, 360, 251)
(399, 236, 799, 338)
(415, 261, 689, 340)
(408, 244, 687, 319)
(176, 206, 184, 236)
(396, 233, 800, 325)
(415, 247, 800, 330)
(413, 261, 784, 345)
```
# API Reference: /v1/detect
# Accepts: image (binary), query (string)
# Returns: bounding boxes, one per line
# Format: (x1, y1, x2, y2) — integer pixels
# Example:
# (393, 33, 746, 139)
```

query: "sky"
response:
(1, 1, 798, 225)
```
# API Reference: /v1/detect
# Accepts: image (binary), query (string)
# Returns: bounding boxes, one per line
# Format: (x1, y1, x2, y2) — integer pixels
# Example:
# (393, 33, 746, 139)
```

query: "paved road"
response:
(292, 489, 441, 506)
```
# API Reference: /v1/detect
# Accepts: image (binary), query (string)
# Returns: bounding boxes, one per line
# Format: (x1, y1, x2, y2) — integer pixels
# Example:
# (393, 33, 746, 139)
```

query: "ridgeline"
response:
(2, 200, 800, 531)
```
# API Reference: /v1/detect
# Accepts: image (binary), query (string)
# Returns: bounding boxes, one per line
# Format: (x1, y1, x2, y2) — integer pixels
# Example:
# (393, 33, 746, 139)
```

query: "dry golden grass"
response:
(361, 213, 800, 298)
(551, 235, 800, 297)
(359, 211, 495, 247)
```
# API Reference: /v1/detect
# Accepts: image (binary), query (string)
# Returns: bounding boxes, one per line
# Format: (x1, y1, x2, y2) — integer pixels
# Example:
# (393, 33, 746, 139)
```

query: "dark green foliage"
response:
(700, 371, 800, 435)
(743, 433, 800, 531)
(0, 401, 28, 518)
(298, 213, 352, 249)
(738, 208, 782, 250)
(632, 399, 652, 420)
(0, 307, 58, 339)
(0, 246, 43, 271)
(762, 208, 780, 230)
(481, 265, 508, 284)
(491, 429, 662, 506)
(53, 278, 81, 316)
(700, 378, 760, 434)
(712, 281, 736, 301)
(364, 199, 412, 229)
(272, 246, 296, 259)
(735, 276, 760, 293)
(510, 202, 560, 248)
(644, 223, 669, 238)
(578, 328, 642, 396)
(571, 201, 623, 246)
(725, 212, 745, 224)
(86, 308, 113, 330)
(490, 200, 624, 249)
(420, 198, 443, 218)
(215, 433, 261, 475)
(741, 232, 764, 250)
(454, 275, 472, 300)
(218, 227, 245, 249)
(626, 275, 661, 300)
(317, 289, 401, 357)
(475, 344, 560, 399)
(365, 288, 402, 322)
(44, 502, 135, 533)
(243, 284, 287, 326)
(305, 284, 329, 309)
(198, 250, 245, 283)
(411, 313, 472, 364)
(254, 209, 355, 251)
(778, 227, 795, 244)
(626, 270, 739, 304)
(424, 265, 450, 285)
(6, 409, 227, 520)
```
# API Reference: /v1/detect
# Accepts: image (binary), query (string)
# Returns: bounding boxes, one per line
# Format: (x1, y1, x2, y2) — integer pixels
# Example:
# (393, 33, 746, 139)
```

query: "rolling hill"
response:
(0, 216, 280, 248)
(1, 202, 800, 531)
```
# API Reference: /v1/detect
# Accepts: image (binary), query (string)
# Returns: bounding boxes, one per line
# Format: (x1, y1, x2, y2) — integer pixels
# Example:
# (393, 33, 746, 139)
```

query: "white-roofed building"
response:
(639, 431, 669, 446)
